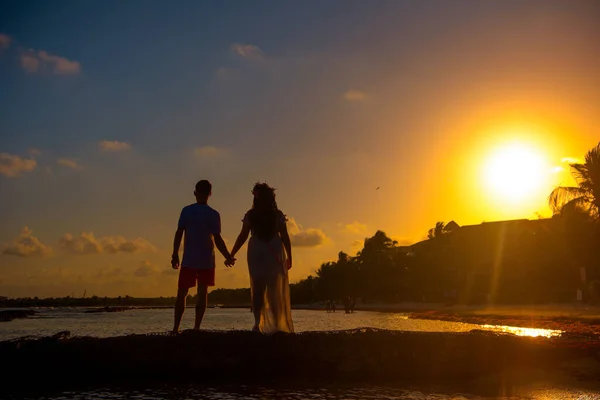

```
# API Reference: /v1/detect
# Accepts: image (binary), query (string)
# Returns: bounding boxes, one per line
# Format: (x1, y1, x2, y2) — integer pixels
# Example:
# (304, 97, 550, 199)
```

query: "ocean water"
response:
(0, 307, 561, 341)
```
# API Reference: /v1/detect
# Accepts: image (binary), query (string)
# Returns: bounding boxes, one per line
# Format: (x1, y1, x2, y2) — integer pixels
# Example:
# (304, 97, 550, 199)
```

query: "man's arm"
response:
(171, 227, 184, 269)
(213, 233, 232, 264)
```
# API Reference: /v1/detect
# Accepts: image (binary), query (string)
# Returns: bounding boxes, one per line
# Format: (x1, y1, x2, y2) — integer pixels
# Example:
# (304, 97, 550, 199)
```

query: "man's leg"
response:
(194, 284, 208, 330)
(173, 287, 189, 334)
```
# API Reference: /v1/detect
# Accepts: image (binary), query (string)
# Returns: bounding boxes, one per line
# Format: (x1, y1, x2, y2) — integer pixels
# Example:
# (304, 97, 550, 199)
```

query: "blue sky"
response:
(1, 0, 599, 297)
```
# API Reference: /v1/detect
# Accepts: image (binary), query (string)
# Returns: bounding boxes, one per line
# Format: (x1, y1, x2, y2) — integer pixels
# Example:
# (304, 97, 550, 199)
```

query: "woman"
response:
(230, 182, 294, 334)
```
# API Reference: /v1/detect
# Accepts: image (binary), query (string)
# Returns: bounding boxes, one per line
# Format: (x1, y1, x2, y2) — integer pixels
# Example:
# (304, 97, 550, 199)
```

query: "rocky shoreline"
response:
(0, 309, 35, 322)
(1, 328, 600, 395)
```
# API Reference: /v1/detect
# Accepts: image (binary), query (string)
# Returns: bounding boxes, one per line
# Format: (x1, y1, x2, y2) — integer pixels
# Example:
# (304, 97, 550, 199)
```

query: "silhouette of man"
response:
(171, 180, 234, 334)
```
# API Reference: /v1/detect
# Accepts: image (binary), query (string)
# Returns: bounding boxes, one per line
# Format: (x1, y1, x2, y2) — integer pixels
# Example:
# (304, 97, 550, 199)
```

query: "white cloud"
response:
(340, 221, 368, 236)
(343, 89, 368, 102)
(59, 232, 156, 255)
(0, 33, 12, 49)
(134, 260, 160, 278)
(57, 158, 83, 169)
(286, 218, 328, 247)
(194, 145, 226, 158)
(0, 153, 37, 177)
(99, 140, 131, 152)
(20, 52, 40, 73)
(38, 50, 80, 74)
(2, 227, 52, 257)
(102, 236, 156, 254)
(20, 49, 81, 75)
(59, 232, 102, 254)
(231, 43, 264, 61)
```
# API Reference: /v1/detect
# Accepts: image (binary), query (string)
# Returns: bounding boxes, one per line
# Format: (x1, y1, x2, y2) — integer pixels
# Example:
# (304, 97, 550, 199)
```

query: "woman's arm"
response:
(279, 218, 292, 270)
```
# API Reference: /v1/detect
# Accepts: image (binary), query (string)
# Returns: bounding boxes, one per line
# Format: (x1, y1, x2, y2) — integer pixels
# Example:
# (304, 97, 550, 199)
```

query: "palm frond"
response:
(559, 196, 594, 217)
(548, 186, 588, 214)
(570, 163, 592, 189)
(584, 143, 600, 215)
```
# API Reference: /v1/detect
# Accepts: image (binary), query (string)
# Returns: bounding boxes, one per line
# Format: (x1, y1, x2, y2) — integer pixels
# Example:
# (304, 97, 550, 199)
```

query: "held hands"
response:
(224, 256, 236, 268)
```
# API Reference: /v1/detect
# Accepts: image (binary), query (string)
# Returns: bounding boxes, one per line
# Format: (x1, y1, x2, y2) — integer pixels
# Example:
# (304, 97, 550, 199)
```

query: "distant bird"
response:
(376, 187, 380, 190)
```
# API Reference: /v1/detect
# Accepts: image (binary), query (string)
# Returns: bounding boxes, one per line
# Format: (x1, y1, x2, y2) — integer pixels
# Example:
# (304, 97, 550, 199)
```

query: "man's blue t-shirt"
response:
(178, 203, 221, 269)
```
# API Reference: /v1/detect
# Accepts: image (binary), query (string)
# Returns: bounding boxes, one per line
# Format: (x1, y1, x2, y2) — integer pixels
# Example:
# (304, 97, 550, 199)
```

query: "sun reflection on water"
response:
(481, 324, 562, 338)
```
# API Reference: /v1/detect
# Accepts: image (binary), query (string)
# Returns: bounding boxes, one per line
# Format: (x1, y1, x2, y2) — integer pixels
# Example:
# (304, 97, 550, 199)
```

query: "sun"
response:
(482, 143, 549, 203)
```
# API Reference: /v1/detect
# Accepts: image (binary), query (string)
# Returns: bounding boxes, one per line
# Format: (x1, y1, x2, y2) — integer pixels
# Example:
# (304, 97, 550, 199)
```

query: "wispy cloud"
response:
(59, 232, 156, 255)
(194, 145, 227, 158)
(231, 43, 264, 61)
(134, 260, 160, 278)
(99, 140, 131, 152)
(561, 157, 583, 164)
(57, 158, 83, 169)
(0, 33, 11, 50)
(2, 227, 52, 257)
(286, 218, 328, 247)
(340, 221, 368, 236)
(0, 153, 37, 177)
(20, 49, 81, 75)
(343, 89, 368, 102)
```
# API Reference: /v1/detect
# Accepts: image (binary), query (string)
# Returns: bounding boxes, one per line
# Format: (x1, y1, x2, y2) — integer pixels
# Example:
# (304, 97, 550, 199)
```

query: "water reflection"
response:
(481, 324, 562, 338)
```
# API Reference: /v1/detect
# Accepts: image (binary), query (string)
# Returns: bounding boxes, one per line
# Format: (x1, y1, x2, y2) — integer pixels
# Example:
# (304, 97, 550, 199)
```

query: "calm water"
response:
(0, 307, 561, 341)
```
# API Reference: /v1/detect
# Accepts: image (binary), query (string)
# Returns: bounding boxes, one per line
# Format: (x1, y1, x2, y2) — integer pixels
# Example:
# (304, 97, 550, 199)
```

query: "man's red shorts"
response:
(178, 267, 215, 288)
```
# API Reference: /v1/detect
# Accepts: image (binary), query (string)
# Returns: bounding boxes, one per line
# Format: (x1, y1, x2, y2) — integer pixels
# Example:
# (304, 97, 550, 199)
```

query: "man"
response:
(171, 180, 235, 334)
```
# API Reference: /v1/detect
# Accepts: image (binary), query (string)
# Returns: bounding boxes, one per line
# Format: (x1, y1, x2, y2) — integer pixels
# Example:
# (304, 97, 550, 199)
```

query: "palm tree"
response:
(549, 142, 600, 218)
(427, 222, 448, 240)
(548, 142, 600, 302)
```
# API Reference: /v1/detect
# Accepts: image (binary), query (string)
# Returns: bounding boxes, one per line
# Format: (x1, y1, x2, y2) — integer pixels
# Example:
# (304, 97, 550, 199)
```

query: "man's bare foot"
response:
(170, 330, 179, 336)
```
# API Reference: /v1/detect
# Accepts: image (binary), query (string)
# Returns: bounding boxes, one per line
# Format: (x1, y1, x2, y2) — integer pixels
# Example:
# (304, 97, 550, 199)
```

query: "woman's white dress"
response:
(244, 211, 294, 335)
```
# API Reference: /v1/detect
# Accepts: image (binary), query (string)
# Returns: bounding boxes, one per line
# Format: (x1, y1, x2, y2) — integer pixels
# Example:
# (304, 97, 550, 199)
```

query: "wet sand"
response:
(317, 302, 600, 336)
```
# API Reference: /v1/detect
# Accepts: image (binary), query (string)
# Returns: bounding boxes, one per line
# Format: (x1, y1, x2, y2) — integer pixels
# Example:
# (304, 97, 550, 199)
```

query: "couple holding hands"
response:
(171, 180, 294, 335)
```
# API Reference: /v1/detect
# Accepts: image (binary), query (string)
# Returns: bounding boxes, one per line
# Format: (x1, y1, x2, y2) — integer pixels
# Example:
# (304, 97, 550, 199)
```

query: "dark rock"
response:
(0, 309, 35, 322)
(0, 328, 598, 395)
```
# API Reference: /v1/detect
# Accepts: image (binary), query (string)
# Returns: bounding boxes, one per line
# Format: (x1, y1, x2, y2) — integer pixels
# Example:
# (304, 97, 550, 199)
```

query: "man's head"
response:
(194, 180, 212, 202)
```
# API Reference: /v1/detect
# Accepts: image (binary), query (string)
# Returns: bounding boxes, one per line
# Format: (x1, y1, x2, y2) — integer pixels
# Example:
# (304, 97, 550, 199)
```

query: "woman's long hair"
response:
(249, 182, 279, 241)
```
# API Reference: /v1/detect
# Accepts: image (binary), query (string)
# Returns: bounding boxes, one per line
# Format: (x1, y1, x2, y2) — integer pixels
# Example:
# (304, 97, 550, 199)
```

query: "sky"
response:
(1, 0, 599, 298)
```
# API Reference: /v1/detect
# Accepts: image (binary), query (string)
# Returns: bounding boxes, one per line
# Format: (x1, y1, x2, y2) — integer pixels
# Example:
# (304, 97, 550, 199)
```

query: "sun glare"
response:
(482, 143, 549, 204)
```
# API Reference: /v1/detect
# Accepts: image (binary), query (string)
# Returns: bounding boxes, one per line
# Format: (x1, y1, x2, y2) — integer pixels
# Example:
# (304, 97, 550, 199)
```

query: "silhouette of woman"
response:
(230, 183, 294, 334)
